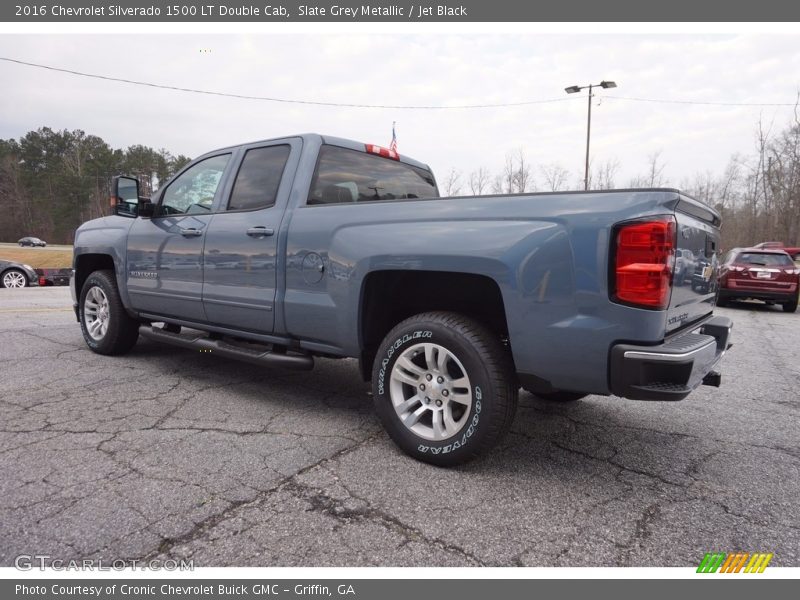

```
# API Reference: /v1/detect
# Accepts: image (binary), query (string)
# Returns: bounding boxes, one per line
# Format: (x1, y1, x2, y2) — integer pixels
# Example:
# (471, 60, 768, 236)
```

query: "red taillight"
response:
(365, 144, 400, 160)
(613, 217, 675, 309)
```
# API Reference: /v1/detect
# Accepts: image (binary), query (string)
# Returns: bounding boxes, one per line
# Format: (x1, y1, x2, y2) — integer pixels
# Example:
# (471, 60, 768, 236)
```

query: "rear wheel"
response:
(1, 269, 28, 288)
(783, 294, 798, 313)
(79, 270, 139, 355)
(372, 311, 517, 466)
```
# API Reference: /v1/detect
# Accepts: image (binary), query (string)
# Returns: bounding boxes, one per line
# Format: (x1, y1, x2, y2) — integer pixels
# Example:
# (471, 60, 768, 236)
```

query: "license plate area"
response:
(755, 271, 771, 279)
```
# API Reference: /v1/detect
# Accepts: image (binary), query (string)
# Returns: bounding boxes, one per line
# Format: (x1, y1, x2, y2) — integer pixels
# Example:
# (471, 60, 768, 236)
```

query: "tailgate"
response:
(667, 195, 721, 334)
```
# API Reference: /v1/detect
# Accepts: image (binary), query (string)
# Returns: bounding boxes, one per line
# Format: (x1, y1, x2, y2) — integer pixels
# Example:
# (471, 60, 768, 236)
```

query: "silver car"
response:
(0, 259, 39, 288)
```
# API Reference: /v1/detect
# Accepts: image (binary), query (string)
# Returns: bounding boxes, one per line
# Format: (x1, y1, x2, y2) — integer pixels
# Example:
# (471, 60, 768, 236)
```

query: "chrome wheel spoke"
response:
(450, 376, 469, 390)
(396, 394, 422, 414)
(432, 410, 445, 439)
(88, 319, 102, 336)
(443, 408, 459, 435)
(396, 356, 424, 377)
(437, 348, 448, 373)
(424, 344, 437, 371)
(449, 391, 472, 406)
(403, 404, 427, 428)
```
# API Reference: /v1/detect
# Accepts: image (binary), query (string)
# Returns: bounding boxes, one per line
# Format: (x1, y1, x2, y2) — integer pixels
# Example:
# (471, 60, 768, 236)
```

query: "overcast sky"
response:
(1, 33, 799, 189)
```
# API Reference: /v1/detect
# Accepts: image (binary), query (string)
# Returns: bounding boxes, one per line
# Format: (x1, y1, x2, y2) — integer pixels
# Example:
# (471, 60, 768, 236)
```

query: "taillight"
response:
(365, 144, 400, 160)
(612, 217, 675, 310)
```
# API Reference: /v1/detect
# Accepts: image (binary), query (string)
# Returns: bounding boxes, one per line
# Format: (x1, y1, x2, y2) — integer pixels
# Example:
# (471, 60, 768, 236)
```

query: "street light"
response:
(565, 80, 617, 191)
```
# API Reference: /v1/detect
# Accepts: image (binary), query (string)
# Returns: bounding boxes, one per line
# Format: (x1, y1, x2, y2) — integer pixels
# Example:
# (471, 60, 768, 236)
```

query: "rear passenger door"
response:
(201, 139, 298, 333)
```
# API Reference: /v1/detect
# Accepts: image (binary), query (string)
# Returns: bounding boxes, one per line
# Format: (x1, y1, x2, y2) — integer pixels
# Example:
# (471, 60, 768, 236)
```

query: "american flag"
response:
(389, 122, 397, 153)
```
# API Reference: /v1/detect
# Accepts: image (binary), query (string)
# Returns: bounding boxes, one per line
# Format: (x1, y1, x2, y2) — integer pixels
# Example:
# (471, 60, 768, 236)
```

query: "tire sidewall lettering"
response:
(377, 330, 432, 396)
(417, 385, 483, 454)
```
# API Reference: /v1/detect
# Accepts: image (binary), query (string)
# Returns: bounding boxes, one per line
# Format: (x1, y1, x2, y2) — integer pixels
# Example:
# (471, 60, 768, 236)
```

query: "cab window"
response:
(160, 154, 231, 216)
(308, 145, 438, 205)
(227, 145, 290, 211)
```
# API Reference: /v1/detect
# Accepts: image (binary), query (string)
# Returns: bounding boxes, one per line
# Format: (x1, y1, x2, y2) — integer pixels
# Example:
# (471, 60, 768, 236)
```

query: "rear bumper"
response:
(719, 288, 796, 303)
(609, 315, 733, 401)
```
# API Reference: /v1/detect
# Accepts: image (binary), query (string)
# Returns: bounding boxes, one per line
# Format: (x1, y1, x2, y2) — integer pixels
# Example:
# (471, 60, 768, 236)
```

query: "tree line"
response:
(0, 127, 190, 244)
(2, 115, 799, 250)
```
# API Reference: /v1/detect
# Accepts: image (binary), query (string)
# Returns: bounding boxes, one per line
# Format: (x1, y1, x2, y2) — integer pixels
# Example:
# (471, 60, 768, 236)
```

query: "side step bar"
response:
(138, 325, 314, 371)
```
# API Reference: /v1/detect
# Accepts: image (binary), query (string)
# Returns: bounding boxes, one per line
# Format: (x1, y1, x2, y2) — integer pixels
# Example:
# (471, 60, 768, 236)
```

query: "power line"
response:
(0, 57, 575, 109)
(1, 56, 797, 110)
(604, 95, 796, 107)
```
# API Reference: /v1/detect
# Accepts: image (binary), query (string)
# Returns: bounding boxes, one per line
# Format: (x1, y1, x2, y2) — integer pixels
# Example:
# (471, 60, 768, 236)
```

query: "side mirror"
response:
(111, 176, 141, 217)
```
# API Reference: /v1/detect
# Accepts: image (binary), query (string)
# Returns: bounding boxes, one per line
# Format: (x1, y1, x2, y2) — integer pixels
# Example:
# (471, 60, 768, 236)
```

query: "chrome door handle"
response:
(180, 228, 203, 237)
(247, 227, 274, 237)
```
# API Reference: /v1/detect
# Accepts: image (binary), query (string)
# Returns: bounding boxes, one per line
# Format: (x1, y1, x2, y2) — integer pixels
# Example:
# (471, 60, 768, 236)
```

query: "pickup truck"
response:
(71, 133, 733, 466)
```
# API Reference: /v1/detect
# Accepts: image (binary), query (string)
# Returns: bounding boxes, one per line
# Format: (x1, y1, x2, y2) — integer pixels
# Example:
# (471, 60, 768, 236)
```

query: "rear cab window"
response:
(307, 145, 439, 205)
(735, 252, 794, 267)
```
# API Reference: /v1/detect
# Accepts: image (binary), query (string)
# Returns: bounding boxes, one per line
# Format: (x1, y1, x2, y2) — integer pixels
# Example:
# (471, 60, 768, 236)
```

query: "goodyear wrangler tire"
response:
(372, 311, 518, 466)
(79, 270, 139, 355)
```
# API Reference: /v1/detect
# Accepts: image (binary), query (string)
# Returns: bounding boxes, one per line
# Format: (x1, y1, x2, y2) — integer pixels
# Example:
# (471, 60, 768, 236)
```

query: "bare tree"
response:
(497, 153, 515, 193)
(594, 159, 620, 190)
(628, 150, 667, 188)
(512, 148, 533, 192)
(442, 167, 462, 197)
(468, 167, 490, 195)
(540, 163, 571, 192)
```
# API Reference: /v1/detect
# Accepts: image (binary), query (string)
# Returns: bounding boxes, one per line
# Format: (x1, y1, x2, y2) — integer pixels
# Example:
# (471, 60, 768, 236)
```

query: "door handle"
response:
(246, 227, 275, 237)
(180, 228, 203, 237)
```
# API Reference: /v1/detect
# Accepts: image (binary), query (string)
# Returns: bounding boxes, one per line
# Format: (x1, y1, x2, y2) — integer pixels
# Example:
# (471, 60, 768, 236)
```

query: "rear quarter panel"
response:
(282, 190, 687, 394)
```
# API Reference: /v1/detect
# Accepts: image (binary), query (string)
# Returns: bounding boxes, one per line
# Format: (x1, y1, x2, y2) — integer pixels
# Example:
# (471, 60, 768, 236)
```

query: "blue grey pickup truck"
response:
(71, 133, 732, 465)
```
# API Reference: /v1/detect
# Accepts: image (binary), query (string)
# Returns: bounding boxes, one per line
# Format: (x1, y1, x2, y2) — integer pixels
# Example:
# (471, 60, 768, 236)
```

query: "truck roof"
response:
(196, 133, 434, 172)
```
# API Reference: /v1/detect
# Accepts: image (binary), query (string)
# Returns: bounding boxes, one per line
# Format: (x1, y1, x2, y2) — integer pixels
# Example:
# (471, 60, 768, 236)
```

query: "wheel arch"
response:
(74, 253, 117, 300)
(358, 270, 512, 381)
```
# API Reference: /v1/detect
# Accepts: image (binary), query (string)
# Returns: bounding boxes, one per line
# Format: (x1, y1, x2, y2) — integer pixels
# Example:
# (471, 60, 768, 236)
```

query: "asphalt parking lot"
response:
(0, 287, 798, 567)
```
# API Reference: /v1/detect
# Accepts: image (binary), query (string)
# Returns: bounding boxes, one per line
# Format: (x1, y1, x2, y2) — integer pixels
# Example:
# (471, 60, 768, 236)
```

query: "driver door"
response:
(126, 153, 232, 322)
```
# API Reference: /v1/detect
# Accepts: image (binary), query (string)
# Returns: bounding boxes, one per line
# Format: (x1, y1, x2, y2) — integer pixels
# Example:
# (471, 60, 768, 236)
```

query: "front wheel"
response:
(1, 269, 28, 288)
(372, 311, 518, 467)
(79, 270, 139, 355)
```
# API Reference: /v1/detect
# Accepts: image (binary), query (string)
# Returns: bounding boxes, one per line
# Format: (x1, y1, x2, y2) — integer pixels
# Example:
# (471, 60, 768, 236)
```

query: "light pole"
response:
(565, 80, 617, 191)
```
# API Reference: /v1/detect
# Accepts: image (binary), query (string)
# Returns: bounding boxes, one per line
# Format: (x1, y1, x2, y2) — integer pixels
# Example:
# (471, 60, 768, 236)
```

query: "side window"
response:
(160, 154, 231, 216)
(227, 145, 290, 211)
(308, 145, 439, 205)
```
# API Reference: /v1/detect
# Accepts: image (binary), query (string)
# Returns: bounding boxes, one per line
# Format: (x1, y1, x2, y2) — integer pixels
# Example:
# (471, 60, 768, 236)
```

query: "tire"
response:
(527, 389, 587, 402)
(79, 270, 139, 355)
(716, 295, 729, 308)
(783, 294, 798, 313)
(1, 269, 28, 288)
(372, 311, 518, 467)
